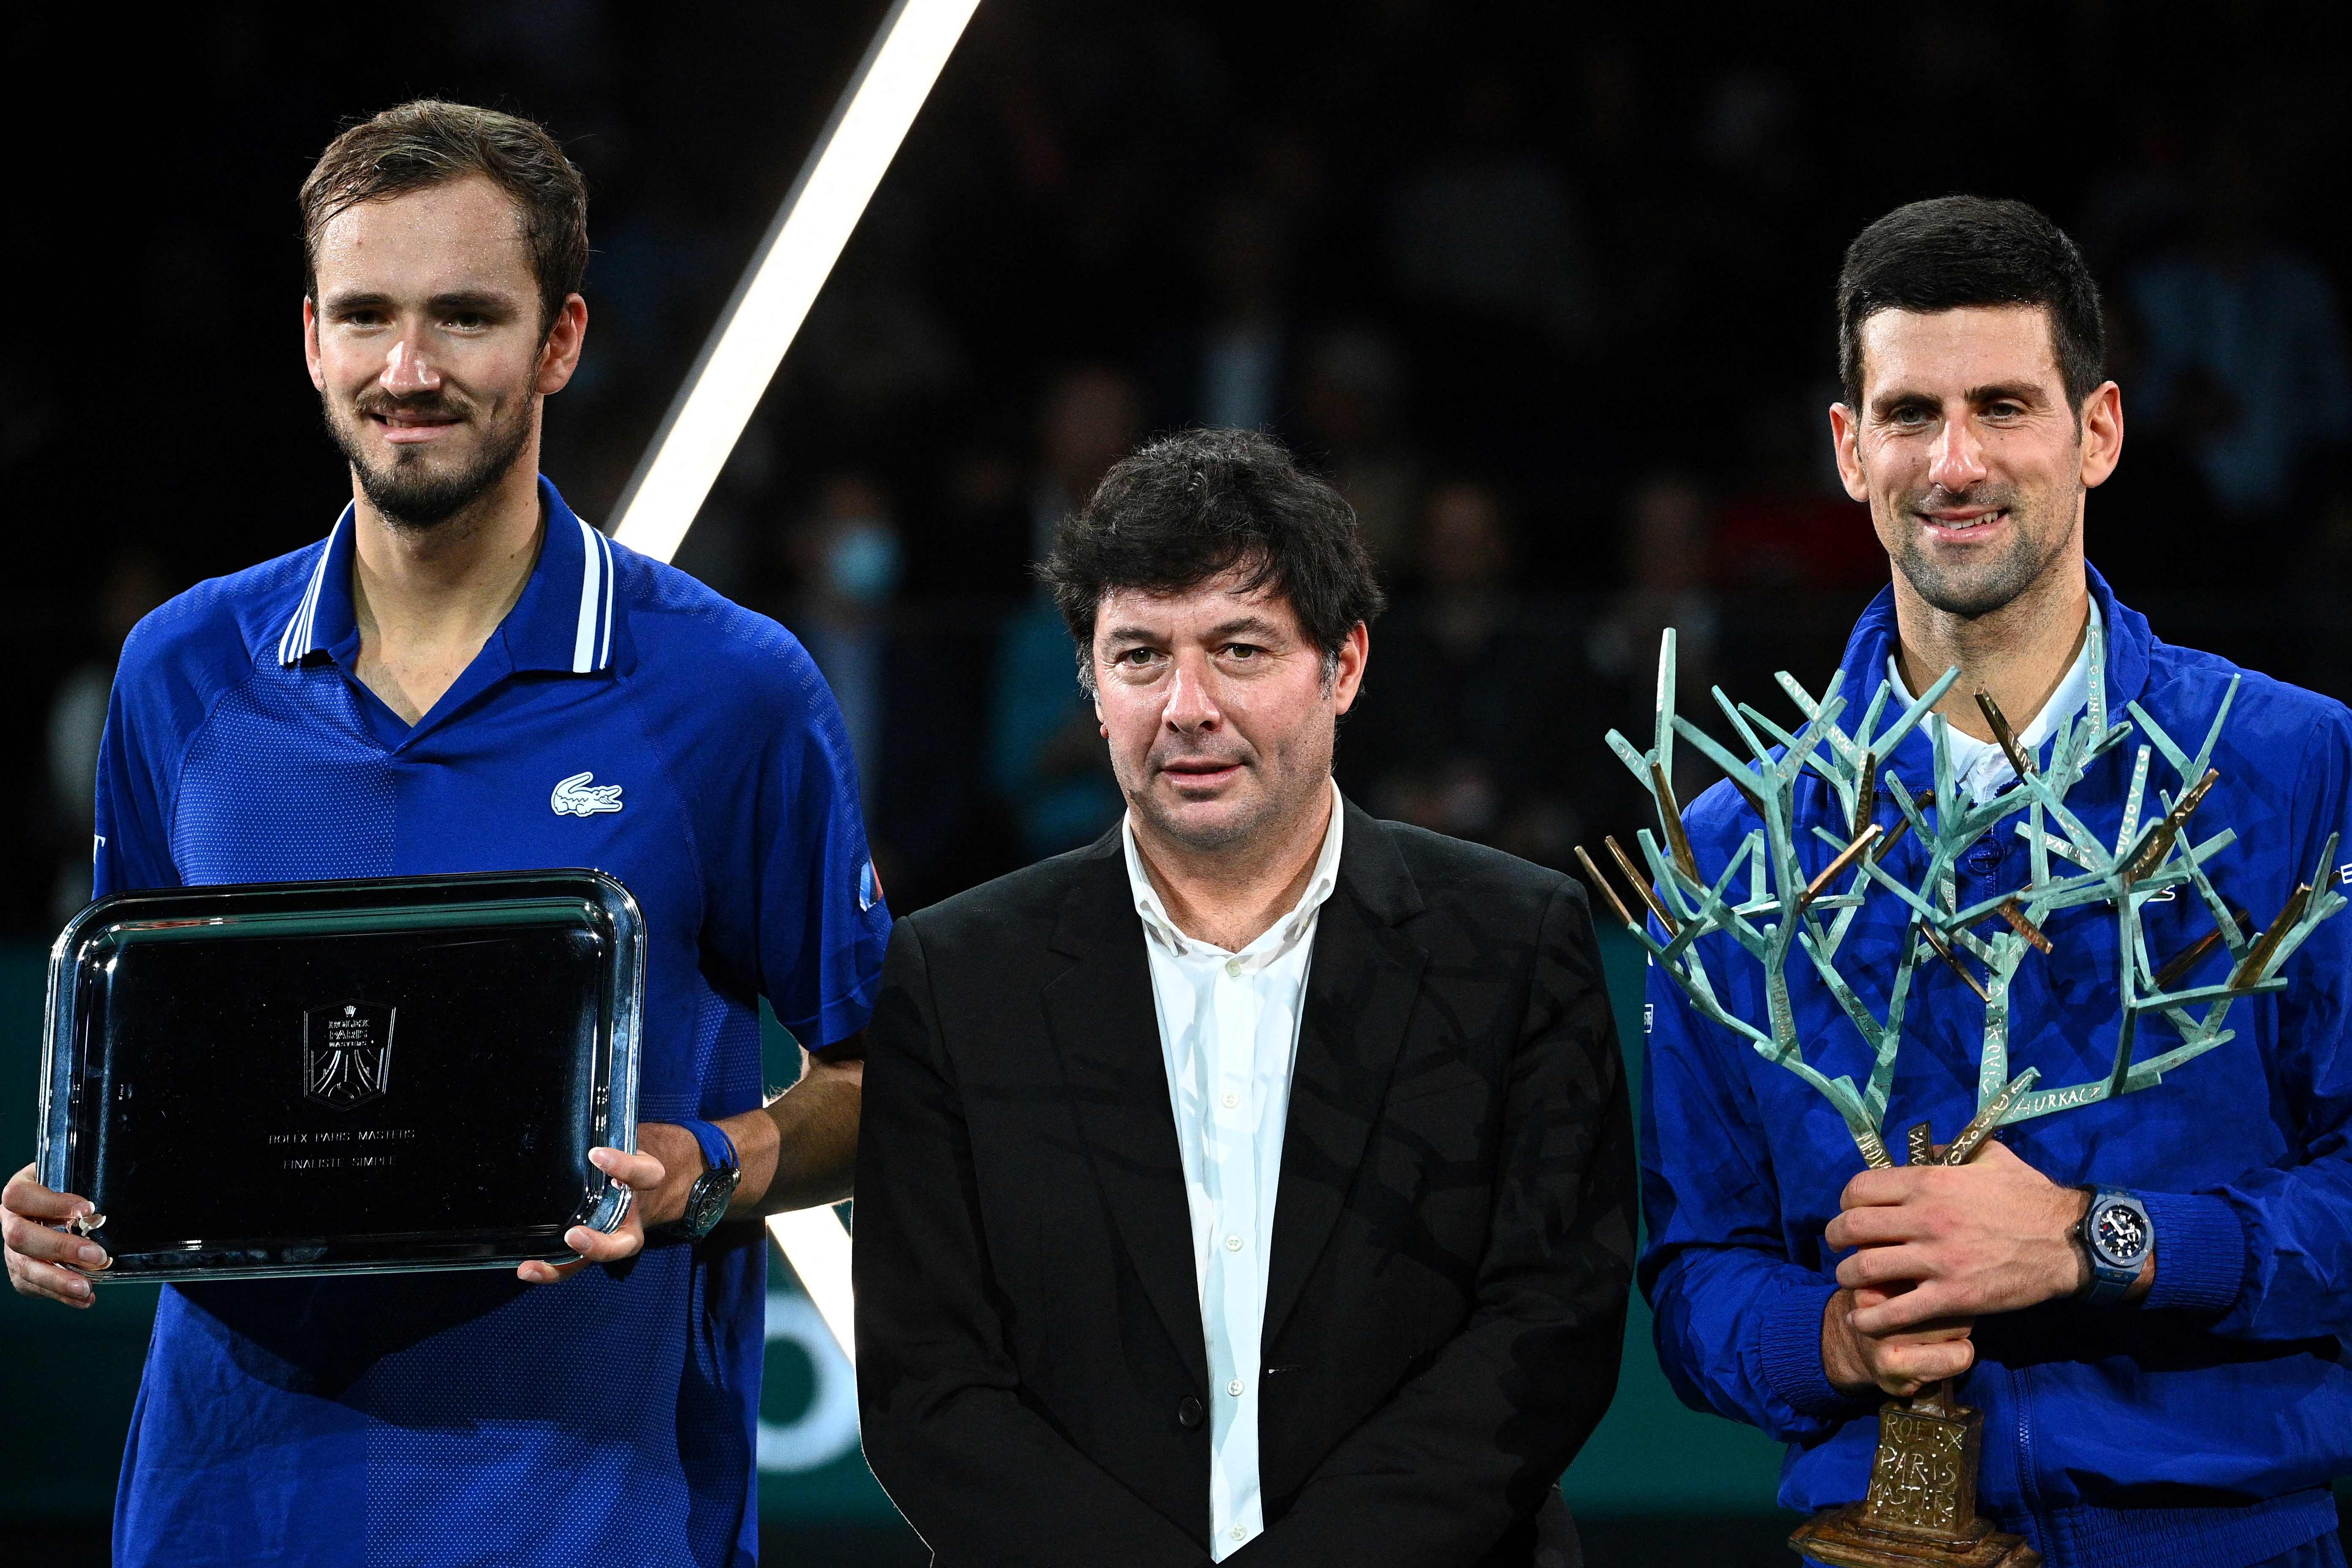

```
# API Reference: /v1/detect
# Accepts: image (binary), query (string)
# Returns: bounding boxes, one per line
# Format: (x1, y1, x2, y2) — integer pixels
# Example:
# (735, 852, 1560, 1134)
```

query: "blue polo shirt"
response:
(92, 476, 890, 1567)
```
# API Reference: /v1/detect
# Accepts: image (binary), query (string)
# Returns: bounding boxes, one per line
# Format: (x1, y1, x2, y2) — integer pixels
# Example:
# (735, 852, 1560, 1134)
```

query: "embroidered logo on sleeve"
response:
(858, 857, 884, 912)
(550, 771, 625, 817)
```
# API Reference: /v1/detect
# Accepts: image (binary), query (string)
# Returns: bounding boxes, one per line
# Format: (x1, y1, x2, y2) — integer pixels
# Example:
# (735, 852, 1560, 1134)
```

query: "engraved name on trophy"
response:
(1579, 630, 2343, 1568)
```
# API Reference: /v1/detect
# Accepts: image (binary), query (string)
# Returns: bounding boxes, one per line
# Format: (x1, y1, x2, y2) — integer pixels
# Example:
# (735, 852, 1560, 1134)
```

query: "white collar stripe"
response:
(274, 505, 615, 674)
(297, 552, 324, 653)
(572, 515, 604, 674)
(278, 515, 340, 665)
(278, 542, 324, 663)
(595, 526, 616, 670)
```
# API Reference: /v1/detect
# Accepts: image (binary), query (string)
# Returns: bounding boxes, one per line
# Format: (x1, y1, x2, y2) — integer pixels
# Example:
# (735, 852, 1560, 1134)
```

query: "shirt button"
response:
(1224, 958, 1242, 977)
(1231, 1526, 1249, 1542)
(1221, 1091, 1239, 1110)
(1227, 1378, 1244, 1397)
(1225, 1234, 1243, 1252)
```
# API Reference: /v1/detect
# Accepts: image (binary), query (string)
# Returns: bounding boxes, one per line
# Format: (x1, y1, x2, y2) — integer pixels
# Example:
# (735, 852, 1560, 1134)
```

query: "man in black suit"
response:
(854, 427, 1635, 1566)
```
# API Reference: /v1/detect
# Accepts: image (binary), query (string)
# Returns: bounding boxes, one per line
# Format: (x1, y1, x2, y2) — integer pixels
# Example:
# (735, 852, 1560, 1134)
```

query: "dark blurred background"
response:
(7, 2, 2352, 1563)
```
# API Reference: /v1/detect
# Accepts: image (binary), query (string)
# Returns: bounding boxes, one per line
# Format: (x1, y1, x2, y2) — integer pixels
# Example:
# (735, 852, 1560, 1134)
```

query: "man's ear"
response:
(536, 294, 588, 396)
(1829, 402, 1868, 502)
(1330, 622, 1370, 716)
(304, 297, 326, 392)
(2079, 381, 2124, 490)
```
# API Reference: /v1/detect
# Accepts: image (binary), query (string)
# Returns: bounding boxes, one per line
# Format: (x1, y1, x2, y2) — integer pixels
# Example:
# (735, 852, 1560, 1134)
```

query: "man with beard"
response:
(1642, 196, 2352, 1567)
(0, 102, 889, 1566)
(854, 427, 1635, 1565)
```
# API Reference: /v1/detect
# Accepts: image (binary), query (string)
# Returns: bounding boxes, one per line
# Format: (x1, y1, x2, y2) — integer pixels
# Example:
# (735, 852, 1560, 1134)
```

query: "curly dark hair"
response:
(300, 100, 588, 335)
(1039, 427, 1387, 694)
(1837, 195, 2107, 415)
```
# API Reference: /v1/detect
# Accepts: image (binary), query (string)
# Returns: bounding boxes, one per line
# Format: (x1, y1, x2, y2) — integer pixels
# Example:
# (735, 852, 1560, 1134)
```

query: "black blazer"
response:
(854, 800, 1636, 1567)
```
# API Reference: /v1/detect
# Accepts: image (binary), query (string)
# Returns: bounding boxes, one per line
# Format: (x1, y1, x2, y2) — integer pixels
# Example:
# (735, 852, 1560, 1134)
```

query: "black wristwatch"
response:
(2072, 1186, 2153, 1306)
(670, 1119, 742, 1239)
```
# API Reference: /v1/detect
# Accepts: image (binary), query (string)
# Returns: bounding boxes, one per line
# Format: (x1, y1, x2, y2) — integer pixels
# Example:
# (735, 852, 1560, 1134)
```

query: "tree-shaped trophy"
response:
(1579, 630, 2343, 1568)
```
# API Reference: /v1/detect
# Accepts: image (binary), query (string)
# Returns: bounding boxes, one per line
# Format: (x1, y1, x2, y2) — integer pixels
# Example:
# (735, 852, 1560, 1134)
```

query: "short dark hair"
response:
(300, 100, 588, 333)
(1837, 196, 2106, 414)
(1040, 427, 1386, 693)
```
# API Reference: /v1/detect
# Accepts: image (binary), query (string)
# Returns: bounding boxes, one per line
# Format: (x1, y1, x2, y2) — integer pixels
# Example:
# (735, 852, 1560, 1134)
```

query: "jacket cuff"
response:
(2139, 1190, 2248, 1315)
(1759, 1278, 1855, 1420)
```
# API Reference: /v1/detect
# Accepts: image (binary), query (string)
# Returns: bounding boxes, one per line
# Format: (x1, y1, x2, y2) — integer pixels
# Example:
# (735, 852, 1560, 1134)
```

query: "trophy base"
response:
(1790, 1504, 2040, 1568)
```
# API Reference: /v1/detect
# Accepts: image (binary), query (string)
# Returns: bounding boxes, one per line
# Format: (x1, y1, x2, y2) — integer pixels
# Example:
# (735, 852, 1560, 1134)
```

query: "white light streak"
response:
(610, 0, 982, 560)
(769, 1205, 859, 1367)
(614, 0, 983, 1358)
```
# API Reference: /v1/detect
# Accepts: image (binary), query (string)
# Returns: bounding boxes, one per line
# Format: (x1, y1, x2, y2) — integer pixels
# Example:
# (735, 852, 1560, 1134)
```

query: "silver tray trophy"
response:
(37, 869, 644, 1282)
(1578, 631, 2343, 1568)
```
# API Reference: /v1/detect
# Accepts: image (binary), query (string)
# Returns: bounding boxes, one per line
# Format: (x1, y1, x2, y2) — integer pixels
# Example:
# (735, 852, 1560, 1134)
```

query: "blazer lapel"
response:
(1040, 833, 1209, 1389)
(1264, 800, 1427, 1345)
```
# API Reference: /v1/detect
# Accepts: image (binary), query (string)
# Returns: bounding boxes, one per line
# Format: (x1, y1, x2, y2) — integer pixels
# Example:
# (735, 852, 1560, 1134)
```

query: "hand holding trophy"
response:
(1582, 629, 2344, 1568)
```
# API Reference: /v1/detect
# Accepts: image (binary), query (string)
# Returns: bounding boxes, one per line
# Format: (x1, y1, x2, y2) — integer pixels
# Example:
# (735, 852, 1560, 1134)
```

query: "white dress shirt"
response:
(1121, 780, 1345, 1560)
(1894, 599, 2103, 804)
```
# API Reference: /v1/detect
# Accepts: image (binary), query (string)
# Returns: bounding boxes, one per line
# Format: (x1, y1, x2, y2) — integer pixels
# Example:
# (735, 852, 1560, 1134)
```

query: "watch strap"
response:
(667, 1119, 743, 1241)
(675, 1117, 739, 1177)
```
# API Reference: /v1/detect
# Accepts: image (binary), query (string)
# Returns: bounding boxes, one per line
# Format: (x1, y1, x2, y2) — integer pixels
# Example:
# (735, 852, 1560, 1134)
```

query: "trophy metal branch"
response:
(1580, 628, 2343, 1172)
(1580, 626, 2347, 1568)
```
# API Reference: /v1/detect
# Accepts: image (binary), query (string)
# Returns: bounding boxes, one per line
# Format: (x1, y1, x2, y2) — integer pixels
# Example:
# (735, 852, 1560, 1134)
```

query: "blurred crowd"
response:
(15, 1, 2352, 931)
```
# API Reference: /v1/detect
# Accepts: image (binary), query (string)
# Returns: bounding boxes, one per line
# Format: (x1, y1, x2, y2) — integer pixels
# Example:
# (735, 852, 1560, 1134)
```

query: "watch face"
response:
(683, 1166, 741, 1236)
(2093, 1201, 2149, 1264)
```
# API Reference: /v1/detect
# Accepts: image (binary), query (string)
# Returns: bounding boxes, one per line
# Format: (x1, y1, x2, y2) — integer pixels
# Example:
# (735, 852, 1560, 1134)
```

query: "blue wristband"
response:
(675, 1117, 738, 1177)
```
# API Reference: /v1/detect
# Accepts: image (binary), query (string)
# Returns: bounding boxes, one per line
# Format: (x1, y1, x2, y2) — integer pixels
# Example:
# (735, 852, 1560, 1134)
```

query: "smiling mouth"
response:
(371, 411, 464, 442)
(1918, 507, 2009, 538)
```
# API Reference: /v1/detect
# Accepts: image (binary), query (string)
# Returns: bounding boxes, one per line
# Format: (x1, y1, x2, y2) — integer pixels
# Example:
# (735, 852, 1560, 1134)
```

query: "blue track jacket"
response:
(1641, 567, 2352, 1568)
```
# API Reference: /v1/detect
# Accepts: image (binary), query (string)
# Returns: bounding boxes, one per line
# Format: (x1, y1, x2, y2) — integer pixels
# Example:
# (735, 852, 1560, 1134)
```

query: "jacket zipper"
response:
(2011, 1362, 2050, 1559)
(1980, 818, 2049, 1553)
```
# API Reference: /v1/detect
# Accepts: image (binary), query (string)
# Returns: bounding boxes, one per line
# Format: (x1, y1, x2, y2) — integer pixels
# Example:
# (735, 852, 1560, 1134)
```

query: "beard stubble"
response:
(324, 387, 535, 531)
(1886, 481, 2071, 620)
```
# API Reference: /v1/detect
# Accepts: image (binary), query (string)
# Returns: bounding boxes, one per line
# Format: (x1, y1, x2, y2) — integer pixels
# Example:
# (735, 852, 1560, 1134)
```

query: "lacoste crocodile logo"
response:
(550, 771, 625, 817)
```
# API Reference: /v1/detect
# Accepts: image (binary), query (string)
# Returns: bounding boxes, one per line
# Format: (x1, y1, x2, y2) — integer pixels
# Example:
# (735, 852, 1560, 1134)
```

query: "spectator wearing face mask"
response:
(786, 473, 906, 808)
(785, 472, 903, 808)
(784, 472, 1008, 912)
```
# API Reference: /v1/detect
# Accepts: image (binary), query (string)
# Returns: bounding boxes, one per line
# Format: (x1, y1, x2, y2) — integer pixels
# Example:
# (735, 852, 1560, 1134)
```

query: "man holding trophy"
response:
(1622, 197, 2352, 1567)
(0, 103, 888, 1565)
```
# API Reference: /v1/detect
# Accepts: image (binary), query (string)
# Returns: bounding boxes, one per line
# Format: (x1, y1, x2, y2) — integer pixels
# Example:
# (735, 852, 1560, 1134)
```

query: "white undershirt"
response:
(1894, 599, 2104, 803)
(1121, 780, 1345, 1560)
